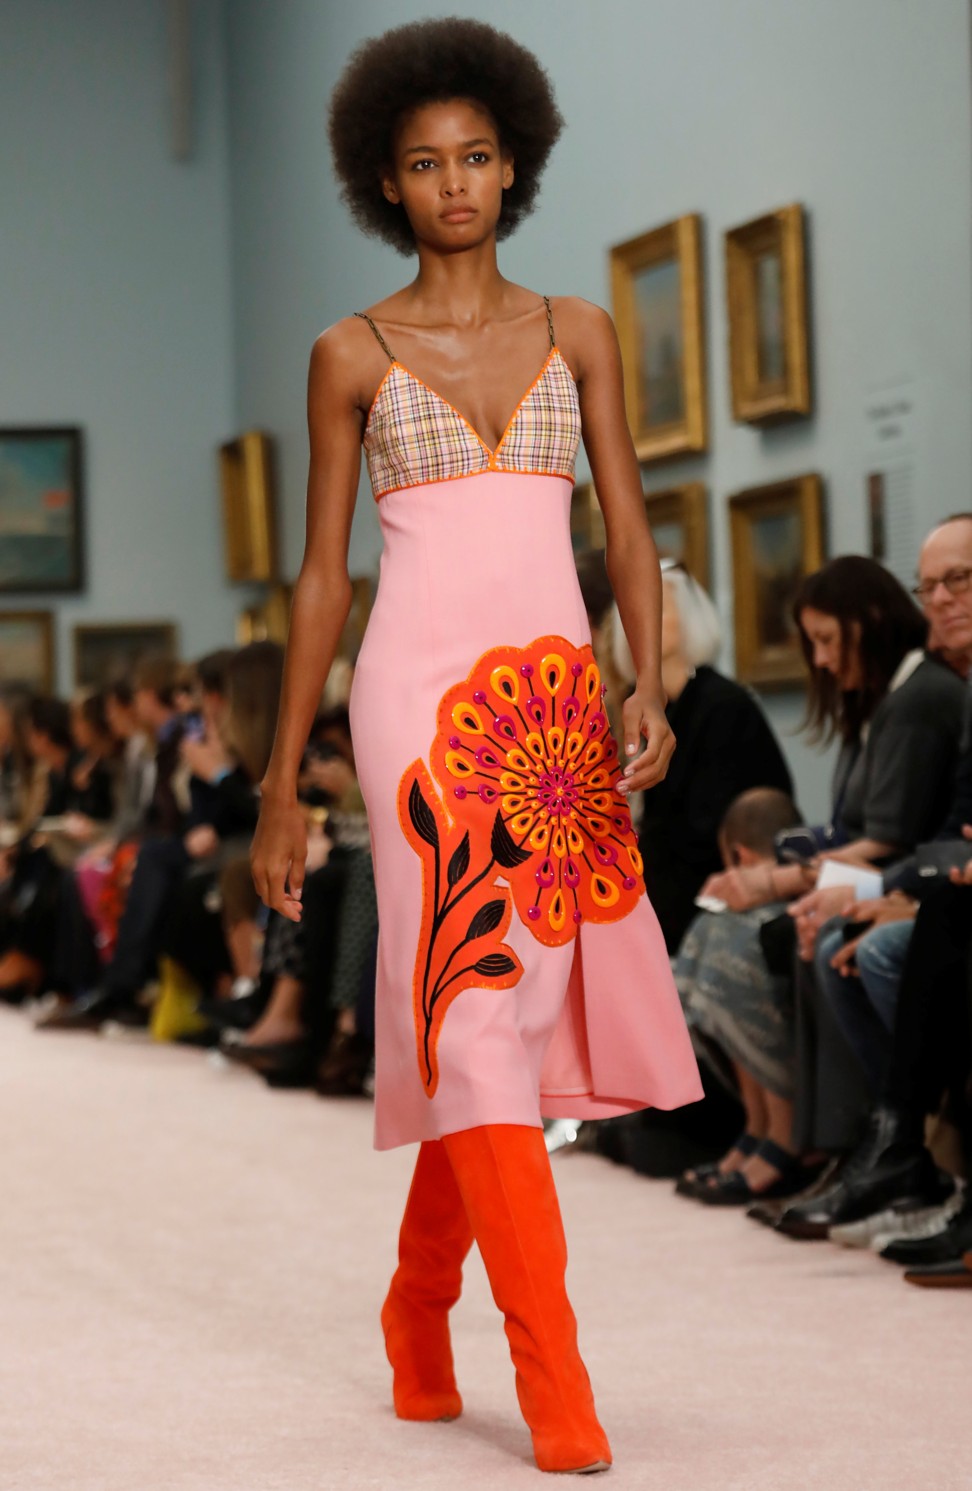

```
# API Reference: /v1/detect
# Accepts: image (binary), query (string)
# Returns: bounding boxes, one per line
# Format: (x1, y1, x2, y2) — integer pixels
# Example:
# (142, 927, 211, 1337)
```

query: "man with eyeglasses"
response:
(777, 513, 972, 1282)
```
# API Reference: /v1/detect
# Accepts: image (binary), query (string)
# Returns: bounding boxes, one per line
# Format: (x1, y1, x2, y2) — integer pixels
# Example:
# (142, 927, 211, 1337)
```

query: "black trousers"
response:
(883, 881, 972, 1148)
(105, 836, 189, 995)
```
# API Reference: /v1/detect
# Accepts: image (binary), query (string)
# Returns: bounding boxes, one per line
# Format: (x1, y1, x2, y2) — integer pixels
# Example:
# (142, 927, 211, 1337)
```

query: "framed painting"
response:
(725, 204, 811, 423)
(0, 610, 55, 691)
(236, 583, 294, 646)
(73, 621, 178, 689)
(644, 483, 709, 589)
(0, 427, 84, 592)
(219, 431, 279, 583)
(610, 214, 707, 463)
(729, 473, 825, 688)
(570, 481, 605, 553)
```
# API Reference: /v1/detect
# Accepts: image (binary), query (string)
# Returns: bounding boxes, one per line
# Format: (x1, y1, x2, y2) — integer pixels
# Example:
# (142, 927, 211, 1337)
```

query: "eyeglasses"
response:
(911, 568, 972, 603)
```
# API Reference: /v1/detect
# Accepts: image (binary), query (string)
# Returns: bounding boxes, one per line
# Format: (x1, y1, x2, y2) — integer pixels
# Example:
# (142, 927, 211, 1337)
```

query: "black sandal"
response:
(698, 1138, 805, 1208)
(675, 1132, 760, 1197)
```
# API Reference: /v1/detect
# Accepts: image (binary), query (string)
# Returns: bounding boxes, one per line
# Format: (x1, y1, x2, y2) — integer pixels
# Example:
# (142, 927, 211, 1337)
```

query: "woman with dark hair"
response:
(678, 555, 967, 1205)
(249, 17, 701, 1475)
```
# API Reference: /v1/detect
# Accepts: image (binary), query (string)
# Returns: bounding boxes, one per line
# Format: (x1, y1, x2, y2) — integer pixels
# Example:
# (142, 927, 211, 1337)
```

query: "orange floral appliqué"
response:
(399, 635, 644, 1095)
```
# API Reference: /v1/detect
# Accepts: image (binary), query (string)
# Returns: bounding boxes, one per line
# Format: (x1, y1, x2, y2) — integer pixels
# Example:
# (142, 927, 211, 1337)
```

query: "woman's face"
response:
(800, 606, 861, 689)
(660, 579, 683, 663)
(70, 704, 94, 751)
(382, 97, 513, 251)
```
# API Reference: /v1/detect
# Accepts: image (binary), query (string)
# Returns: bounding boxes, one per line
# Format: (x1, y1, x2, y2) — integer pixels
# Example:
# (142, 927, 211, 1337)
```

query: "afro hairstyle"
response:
(328, 16, 564, 256)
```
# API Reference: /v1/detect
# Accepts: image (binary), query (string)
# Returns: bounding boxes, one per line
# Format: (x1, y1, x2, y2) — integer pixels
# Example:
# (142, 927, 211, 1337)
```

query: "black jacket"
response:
(638, 666, 793, 951)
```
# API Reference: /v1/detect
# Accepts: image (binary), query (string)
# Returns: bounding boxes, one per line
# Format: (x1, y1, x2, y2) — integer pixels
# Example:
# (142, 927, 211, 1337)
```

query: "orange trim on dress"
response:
(373, 467, 575, 503)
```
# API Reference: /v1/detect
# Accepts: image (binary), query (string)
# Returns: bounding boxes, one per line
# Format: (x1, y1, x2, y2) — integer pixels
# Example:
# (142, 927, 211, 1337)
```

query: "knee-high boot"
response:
(442, 1123, 612, 1474)
(381, 1138, 474, 1421)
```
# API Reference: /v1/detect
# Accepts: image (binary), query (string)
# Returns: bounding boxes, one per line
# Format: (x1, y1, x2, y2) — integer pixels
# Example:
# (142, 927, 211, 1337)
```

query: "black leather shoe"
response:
(774, 1104, 943, 1240)
(35, 987, 127, 1031)
(903, 1257, 972, 1287)
(747, 1156, 843, 1227)
(879, 1194, 972, 1265)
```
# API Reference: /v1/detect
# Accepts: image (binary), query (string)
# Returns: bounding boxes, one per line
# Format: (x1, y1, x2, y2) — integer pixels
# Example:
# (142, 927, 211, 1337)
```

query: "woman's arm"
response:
(250, 323, 367, 920)
(565, 299, 674, 791)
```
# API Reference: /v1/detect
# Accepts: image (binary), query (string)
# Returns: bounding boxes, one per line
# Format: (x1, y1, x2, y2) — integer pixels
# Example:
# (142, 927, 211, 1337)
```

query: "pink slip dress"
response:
(348, 298, 704, 1150)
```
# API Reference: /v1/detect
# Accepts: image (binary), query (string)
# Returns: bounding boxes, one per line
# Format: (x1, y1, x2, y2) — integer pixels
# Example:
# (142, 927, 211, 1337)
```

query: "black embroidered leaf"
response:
(490, 811, 531, 869)
(408, 777, 439, 849)
(466, 898, 506, 942)
(447, 831, 470, 887)
(473, 953, 518, 977)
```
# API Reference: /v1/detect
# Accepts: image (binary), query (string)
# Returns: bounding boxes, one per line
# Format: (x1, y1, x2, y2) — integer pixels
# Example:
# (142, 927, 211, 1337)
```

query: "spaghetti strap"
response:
(355, 310, 396, 362)
(543, 295, 555, 350)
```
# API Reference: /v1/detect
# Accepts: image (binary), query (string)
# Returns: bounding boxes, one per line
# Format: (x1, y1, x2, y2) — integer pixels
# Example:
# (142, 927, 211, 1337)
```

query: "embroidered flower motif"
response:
(428, 636, 644, 947)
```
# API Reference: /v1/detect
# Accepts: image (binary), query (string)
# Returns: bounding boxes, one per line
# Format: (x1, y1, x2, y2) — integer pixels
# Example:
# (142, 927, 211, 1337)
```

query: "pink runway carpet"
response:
(2, 1004, 968, 1491)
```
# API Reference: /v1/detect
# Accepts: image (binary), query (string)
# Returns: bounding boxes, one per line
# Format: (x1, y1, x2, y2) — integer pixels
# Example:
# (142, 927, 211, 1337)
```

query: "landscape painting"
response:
(0, 427, 84, 592)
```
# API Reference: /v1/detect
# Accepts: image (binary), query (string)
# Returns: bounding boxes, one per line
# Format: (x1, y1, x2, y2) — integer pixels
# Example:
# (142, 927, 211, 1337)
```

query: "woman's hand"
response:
(788, 884, 857, 960)
(699, 864, 774, 913)
(827, 892, 917, 976)
(180, 734, 232, 783)
(618, 689, 675, 793)
(184, 823, 219, 860)
(62, 811, 98, 843)
(250, 794, 307, 922)
(948, 824, 972, 885)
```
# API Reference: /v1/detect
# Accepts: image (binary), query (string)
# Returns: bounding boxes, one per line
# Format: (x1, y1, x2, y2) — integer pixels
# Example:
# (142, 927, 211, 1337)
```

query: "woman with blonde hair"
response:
(615, 560, 793, 952)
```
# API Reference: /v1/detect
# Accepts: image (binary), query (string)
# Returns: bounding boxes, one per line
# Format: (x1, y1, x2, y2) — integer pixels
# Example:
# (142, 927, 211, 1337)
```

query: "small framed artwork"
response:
(0, 610, 55, 691)
(219, 431, 279, 583)
(570, 482, 605, 553)
(644, 483, 710, 589)
(729, 473, 825, 688)
(610, 214, 707, 464)
(74, 621, 179, 689)
(725, 204, 811, 423)
(0, 427, 84, 592)
(236, 584, 294, 646)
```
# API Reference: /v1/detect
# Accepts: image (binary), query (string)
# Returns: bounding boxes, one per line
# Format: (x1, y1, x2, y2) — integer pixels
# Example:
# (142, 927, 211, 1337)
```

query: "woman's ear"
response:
(502, 152, 514, 190)
(380, 168, 401, 205)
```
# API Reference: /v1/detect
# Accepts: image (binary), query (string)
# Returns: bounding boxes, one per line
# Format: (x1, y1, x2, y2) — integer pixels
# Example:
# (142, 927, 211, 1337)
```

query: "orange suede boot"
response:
(381, 1138, 474, 1421)
(442, 1124, 612, 1474)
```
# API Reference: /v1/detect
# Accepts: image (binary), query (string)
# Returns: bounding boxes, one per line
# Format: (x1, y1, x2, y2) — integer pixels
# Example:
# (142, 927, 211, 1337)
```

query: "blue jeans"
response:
(814, 917, 915, 1093)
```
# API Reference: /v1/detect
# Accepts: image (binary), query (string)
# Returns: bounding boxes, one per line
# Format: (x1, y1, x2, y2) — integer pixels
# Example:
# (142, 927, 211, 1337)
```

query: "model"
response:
(250, 17, 703, 1476)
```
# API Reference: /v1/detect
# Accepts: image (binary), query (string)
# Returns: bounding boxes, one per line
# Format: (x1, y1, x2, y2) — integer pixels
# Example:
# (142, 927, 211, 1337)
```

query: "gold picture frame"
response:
(725, 204, 811, 423)
(73, 621, 178, 689)
(729, 473, 825, 689)
(0, 609, 55, 691)
(570, 481, 605, 553)
(219, 431, 279, 583)
(236, 583, 294, 646)
(610, 214, 707, 463)
(644, 483, 709, 589)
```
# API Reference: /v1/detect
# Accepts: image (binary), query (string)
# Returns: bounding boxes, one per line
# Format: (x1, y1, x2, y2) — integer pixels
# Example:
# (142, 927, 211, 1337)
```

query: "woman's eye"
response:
(411, 159, 436, 171)
(469, 152, 490, 164)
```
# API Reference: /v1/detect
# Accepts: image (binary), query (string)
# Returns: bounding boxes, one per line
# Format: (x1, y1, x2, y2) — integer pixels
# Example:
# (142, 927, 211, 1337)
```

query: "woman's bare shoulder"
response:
(548, 296, 618, 378)
(309, 314, 390, 409)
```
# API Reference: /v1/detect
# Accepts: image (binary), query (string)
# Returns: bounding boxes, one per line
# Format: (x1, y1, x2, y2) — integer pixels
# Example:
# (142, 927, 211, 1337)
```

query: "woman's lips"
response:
(441, 208, 476, 222)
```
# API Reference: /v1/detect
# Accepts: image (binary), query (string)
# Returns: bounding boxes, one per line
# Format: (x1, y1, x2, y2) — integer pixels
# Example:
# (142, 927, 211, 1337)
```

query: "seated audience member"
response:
(60, 692, 120, 841)
(0, 684, 34, 827)
(771, 519, 972, 1247)
(622, 560, 794, 951)
(157, 644, 282, 1010)
(674, 787, 808, 1203)
(226, 701, 377, 1095)
(37, 656, 192, 1027)
(683, 552, 967, 1198)
(774, 531, 972, 1162)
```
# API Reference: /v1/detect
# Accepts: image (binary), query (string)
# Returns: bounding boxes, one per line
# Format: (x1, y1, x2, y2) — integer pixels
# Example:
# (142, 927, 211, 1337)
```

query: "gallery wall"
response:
(0, 0, 248, 692)
(224, 0, 972, 818)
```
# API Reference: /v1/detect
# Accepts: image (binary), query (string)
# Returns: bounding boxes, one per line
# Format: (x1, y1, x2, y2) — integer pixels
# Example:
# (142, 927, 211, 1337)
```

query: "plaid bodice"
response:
(356, 301, 581, 501)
